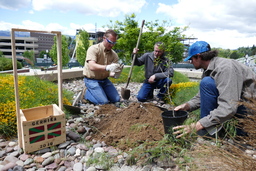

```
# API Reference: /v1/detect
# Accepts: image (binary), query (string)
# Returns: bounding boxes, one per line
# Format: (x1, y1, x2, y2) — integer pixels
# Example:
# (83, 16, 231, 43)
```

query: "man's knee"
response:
(200, 76, 215, 88)
(137, 95, 146, 102)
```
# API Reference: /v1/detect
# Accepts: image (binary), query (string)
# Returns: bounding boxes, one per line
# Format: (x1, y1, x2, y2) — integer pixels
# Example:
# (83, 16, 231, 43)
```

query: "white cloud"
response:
(0, 20, 105, 36)
(1, 0, 255, 49)
(0, 21, 20, 30)
(29, 10, 34, 14)
(156, 0, 256, 49)
(21, 20, 45, 30)
(0, 0, 30, 10)
(32, 0, 146, 17)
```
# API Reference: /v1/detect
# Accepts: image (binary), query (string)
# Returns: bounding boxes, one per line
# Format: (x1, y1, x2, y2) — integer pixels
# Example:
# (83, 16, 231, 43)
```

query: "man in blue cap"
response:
(173, 41, 256, 138)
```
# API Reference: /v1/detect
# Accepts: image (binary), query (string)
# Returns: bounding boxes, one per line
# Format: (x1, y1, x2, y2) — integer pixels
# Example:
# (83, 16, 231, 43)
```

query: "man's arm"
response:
(87, 60, 107, 71)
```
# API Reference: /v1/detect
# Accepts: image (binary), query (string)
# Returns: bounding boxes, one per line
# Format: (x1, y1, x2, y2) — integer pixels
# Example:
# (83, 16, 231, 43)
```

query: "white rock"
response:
(73, 162, 83, 171)
(94, 147, 104, 153)
(8, 141, 17, 147)
(41, 152, 52, 158)
(74, 148, 81, 157)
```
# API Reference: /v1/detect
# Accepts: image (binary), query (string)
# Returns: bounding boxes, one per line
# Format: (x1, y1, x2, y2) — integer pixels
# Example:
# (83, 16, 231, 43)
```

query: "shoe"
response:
(148, 90, 154, 99)
(81, 87, 89, 103)
(155, 97, 165, 104)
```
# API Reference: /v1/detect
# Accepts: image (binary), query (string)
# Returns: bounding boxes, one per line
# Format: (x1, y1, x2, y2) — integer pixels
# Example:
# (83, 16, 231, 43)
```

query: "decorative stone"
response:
(34, 156, 44, 163)
(73, 162, 83, 171)
(41, 152, 52, 158)
(42, 156, 55, 166)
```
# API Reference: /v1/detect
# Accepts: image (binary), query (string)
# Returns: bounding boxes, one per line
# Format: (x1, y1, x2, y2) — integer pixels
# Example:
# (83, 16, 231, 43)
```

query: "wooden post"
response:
(56, 32, 63, 110)
(11, 29, 23, 147)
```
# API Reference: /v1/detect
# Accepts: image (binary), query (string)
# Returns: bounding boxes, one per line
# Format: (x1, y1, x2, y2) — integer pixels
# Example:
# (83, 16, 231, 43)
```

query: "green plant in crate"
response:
(0, 74, 73, 138)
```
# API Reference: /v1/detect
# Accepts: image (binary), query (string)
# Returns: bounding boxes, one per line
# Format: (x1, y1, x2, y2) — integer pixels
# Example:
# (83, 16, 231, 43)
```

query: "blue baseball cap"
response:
(184, 41, 211, 61)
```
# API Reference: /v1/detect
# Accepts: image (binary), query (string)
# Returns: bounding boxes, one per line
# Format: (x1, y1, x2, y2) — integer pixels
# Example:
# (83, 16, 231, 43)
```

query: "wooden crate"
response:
(19, 104, 66, 153)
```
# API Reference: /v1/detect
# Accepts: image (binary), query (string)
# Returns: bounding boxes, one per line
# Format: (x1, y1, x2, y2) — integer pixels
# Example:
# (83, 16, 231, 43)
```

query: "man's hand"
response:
(148, 75, 156, 83)
(109, 64, 124, 78)
(173, 122, 204, 138)
(133, 48, 139, 54)
(173, 123, 196, 138)
(106, 63, 122, 72)
(174, 103, 190, 111)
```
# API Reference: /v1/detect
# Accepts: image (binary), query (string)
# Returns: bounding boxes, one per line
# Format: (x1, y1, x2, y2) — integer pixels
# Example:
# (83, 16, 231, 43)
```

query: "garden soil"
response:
(87, 102, 167, 150)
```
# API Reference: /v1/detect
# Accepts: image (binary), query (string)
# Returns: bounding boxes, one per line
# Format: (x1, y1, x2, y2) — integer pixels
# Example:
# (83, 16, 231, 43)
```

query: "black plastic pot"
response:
(161, 110, 188, 134)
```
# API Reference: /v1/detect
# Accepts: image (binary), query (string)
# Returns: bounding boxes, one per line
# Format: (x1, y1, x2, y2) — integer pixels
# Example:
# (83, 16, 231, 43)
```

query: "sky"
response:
(0, 0, 255, 49)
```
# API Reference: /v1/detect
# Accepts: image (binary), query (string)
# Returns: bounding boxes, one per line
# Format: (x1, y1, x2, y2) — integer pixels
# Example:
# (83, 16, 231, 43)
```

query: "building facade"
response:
(0, 32, 54, 59)
(30, 32, 55, 57)
(0, 36, 38, 59)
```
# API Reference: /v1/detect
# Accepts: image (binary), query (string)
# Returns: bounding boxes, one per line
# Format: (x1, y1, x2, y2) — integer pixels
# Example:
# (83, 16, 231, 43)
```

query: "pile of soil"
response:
(88, 102, 167, 150)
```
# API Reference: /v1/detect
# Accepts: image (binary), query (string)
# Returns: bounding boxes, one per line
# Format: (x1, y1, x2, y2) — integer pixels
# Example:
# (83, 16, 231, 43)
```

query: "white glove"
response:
(106, 63, 122, 72)
(110, 64, 124, 78)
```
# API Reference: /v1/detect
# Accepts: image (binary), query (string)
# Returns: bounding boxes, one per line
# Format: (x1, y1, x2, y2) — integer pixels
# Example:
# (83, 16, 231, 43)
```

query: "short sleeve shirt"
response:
(83, 42, 119, 79)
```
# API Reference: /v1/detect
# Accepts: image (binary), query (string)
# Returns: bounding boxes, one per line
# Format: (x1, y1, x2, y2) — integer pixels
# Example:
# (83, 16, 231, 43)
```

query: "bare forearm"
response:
(88, 61, 107, 71)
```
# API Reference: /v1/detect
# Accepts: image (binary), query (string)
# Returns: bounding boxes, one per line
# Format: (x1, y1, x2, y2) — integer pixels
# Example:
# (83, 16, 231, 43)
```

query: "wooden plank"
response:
(11, 28, 23, 148)
(56, 33, 63, 110)
(11, 28, 61, 34)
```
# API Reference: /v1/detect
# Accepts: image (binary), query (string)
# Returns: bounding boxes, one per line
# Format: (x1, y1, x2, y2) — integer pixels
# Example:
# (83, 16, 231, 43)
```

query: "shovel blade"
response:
(64, 104, 81, 114)
(121, 87, 131, 100)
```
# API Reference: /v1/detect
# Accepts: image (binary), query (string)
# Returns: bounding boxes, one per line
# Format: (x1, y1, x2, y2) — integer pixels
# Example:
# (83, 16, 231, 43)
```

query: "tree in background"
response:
(229, 50, 241, 59)
(0, 51, 4, 58)
(156, 26, 188, 64)
(39, 50, 50, 58)
(23, 50, 34, 62)
(213, 48, 232, 58)
(212, 47, 252, 59)
(67, 36, 76, 58)
(251, 45, 256, 55)
(104, 13, 188, 64)
(104, 14, 140, 64)
(0, 51, 4, 57)
(49, 35, 70, 66)
(76, 30, 90, 66)
(22, 50, 35, 66)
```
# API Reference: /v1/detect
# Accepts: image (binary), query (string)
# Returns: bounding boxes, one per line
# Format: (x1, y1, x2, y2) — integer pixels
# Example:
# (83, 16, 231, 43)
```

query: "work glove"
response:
(106, 63, 122, 72)
(109, 64, 124, 79)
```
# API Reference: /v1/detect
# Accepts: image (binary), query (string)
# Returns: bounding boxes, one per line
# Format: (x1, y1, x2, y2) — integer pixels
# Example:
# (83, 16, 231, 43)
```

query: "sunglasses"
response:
(106, 37, 116, 45)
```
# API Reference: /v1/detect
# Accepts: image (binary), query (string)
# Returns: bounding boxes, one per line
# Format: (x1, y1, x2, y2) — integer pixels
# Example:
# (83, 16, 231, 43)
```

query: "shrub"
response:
(0, 57, 22, 71)
(0, 74, 73, 138)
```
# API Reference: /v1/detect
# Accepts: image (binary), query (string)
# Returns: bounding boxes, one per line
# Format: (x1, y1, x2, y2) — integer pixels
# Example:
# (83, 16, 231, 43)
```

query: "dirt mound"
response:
(88, 102, 166, 150)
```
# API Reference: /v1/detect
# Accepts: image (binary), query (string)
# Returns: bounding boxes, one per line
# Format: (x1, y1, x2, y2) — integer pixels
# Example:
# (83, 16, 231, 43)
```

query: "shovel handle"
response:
(125, 20, 145, 88)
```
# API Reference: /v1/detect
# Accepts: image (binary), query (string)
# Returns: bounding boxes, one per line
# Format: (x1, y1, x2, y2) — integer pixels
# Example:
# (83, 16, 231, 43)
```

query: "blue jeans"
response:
(198, 76, 247, 136)
(84, 77, 120, 105)
(137, 78, 172, 102)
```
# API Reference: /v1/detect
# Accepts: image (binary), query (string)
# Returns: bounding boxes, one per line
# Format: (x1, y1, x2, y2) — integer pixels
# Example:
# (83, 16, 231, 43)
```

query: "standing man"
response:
(173, 41, 256, 138)
(83, 29, 123, 105)
(133, 42, 174, 102)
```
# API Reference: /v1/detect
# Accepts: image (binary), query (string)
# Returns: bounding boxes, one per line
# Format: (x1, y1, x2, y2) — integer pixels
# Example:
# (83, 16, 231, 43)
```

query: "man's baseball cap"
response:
(184, 41, 211, 61)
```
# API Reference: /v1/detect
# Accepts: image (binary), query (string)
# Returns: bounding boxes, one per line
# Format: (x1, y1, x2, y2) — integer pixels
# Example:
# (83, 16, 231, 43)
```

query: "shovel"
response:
(63, 91, 82, 114)
(121, 20, 145, 100)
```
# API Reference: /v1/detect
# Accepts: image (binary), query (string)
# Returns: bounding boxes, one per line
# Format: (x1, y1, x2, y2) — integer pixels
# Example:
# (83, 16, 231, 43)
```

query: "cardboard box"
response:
(19, 104, 66, 153)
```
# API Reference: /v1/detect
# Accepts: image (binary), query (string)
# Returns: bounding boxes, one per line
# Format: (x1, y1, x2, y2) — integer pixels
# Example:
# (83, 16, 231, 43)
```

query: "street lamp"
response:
(44, 49, 49, 69)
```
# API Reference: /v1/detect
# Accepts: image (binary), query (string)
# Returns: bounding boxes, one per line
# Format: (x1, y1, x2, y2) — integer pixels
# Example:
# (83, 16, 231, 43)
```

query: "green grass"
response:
(109, 65, 145, 84)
